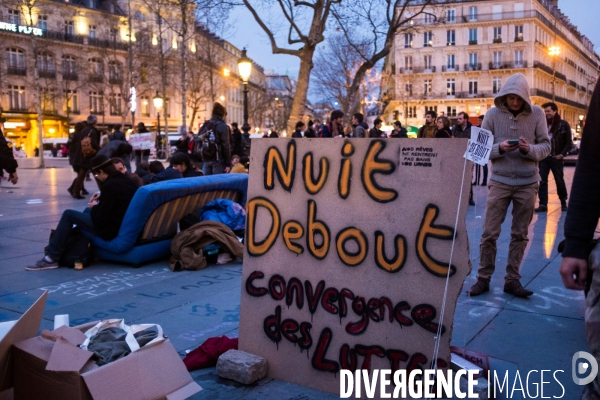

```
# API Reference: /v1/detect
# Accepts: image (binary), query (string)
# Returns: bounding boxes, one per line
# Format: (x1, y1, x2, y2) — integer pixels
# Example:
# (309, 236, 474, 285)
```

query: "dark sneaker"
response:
(82, 188, 89, 195)
(26, 258, 59, 271)
(469, 199, 475, 206)
(467, 278, 489, 296)
(504, 280, 533, 297)
(534, 205, 548, 212)
(481, 181, 487, 186)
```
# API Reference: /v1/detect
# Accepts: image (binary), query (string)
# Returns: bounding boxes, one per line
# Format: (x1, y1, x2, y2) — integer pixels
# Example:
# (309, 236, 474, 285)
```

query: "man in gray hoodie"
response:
(468, 73, 550, 298)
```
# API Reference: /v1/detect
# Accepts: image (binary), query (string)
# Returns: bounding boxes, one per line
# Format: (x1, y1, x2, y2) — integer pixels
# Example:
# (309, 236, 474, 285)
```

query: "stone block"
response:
(216, 349, 267, 385)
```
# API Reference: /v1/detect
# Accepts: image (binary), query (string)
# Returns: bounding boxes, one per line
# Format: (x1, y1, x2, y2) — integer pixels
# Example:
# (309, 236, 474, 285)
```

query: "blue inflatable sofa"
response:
(87, 174, 248, 267)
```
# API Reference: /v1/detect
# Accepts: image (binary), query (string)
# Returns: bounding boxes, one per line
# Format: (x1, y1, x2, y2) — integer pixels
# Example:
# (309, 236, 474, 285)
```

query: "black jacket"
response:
(390, 127, 408, 138)
(0, 129, 17, 174)
(182, 168, 203, 178)
(304, 128, 316, 138)
(547, 114, 573, 157)
(110, 131, 126, 141)
(369, 128, 384, 138)
(90, 171, 138, 240)
(563, 82, 600, 260)
(453, 122, 472, 139)
(292, 130, 303, 138)
(435, 128, 452, 138)
(231, 128, 244, 157)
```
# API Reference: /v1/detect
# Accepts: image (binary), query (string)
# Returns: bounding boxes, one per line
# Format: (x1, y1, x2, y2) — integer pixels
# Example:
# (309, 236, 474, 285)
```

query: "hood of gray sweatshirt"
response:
(482, 73, 551, 186)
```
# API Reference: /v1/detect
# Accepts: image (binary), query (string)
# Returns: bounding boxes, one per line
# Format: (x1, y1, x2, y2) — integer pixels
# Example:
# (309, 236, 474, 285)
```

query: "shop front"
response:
(1, 112, 69, 157)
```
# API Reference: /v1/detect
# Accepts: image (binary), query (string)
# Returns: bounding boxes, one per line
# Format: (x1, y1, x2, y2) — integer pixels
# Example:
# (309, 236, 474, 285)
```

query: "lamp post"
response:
(238, 48, 252, 155)
(549, 46, 560, 102)
(153, 91, 163, 157)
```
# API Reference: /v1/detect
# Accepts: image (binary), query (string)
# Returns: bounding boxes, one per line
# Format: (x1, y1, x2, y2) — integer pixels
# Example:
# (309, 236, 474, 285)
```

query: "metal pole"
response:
(552, 56, 556, 102)
(242, 82, 250, 156)
(128, 0, 135, 130)
(157, 112, 160, 157)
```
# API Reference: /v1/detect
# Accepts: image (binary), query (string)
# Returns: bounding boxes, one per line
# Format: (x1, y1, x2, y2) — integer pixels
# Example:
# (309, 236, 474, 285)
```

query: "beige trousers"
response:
(477, 180, 539, 282)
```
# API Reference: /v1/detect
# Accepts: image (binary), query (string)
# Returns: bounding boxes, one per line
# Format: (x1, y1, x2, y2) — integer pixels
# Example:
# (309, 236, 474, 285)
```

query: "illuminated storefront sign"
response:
(0, 22, 43, 36)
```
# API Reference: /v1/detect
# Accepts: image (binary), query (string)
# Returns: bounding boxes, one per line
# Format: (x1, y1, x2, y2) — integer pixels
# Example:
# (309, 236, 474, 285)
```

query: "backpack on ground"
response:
(46, 228, 94, 268)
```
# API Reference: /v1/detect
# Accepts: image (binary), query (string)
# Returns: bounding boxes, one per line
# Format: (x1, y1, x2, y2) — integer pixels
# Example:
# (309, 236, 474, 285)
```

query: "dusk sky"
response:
(228, 0, 600, 94)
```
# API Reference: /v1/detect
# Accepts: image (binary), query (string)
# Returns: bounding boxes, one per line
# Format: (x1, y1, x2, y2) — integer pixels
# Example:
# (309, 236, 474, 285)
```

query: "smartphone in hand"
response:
(508, 139, 520, 145)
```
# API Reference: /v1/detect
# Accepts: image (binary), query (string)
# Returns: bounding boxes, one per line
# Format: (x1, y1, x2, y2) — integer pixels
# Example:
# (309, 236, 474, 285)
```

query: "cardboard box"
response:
(0, 291, 48, 399)
(12, 324, 201, 400)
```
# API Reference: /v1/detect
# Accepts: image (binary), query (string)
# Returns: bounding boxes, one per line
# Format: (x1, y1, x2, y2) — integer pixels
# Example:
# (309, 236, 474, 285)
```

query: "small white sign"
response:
(464, 126, 494, 166)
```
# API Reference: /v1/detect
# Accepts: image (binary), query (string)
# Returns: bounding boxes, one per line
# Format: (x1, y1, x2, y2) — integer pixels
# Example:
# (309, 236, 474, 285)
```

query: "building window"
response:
(515, 25, 524, 41)
(134, 10, 146, 21)
(404, 33, 413, 48)
(37, 52, 54, 72)
(89, 58, 102, 76)
(109, 93, 122, 116)
(493, 27, 502, 43)
(447, 54, 455, 69)
(469, 28, 477, 45)
(424, 55, 432, 70)
(424, 13, 434, 25)
(446, 9, 456, 23)
(90, 91, 103, 114)
(8, 9, 20, 25)
(447, 30, 455, 46)
(37, 15, 47, 31)
(110, 28, 117, 43)
(424, 79, 432, 96)
(405, 84, 413, 96)
(41, 88, 55, 113)
(140, 96, 149, 117)
(89, 25, 96, 39)
(468, 6, 478, 21)
(407, 106, 417, 118)
(64, 20, 74, 37)
(64, 90, 79, 114)
(446, 79, 456, 96)
(6, 48, 25, 69)
(514, 50, 524, 67)
(493, 77, 502, 94)
(468, 53, 478, 69)
(493, 51, 503, 67)
(62, 55, 77, 75)
(405, 56, 413, 70)
(469, 79, 478, 95)
(8, 85, 26, 110)
(424, 31, 433, 47)
(108, 61, 121, 82)
(446, 106, 457, 117)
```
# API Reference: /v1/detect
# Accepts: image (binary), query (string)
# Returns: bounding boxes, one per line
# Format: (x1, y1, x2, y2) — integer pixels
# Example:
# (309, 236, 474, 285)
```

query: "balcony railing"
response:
(398, 68, 413, 74)
(88, 74, 104, 83)
(8, 107, 29, 112)
(464, 63, 482, 71)
(568, 80, 578, 89)
(455, 91, 493, 99)
(38, 69, 56, 79)
(493, 38, 503, 44)
(530, 89, 588, 109)
(7, 66, 27, 76)
(514, 37, 524, 42)
(90, 110, 104, 115)
(413, 66, 436, 73)
(62, 72, 78, 81)
(468, 40, 478, 45)
(442, 65, 460, 72)
(109, 77, 123, 85)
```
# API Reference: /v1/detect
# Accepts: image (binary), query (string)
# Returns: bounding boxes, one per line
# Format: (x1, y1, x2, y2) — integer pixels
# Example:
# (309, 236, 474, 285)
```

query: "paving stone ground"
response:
(0, 158, 591, 399)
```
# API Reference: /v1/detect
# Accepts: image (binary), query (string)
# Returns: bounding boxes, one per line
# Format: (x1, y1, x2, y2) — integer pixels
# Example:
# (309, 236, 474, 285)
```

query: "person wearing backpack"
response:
(72, 115, 100, 199)
(200, 102, 231, 175)
(26, 154, 139, 271)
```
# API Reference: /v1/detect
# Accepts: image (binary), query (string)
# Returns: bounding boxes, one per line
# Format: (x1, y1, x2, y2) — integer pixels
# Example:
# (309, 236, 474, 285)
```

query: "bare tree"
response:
(310, 35, 375, 115)
(332, 0, 440, 114)
(242, 0, 341, 135)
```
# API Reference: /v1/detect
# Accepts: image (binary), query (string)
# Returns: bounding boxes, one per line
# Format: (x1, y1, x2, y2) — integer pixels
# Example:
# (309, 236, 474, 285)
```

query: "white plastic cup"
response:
(54, 314, 69, 330)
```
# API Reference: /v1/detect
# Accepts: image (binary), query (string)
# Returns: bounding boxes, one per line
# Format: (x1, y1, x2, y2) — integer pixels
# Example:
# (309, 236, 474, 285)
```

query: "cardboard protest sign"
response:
(464, 127, 493, 166)
(239, 138, 472, 395)
(129, 132, 156, 151)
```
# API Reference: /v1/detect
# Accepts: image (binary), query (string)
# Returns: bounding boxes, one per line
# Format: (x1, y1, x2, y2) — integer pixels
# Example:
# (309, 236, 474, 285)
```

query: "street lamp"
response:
(153, 91, 163, 156)
(238, 48, 252, 154)
(548, 46, 561, 102)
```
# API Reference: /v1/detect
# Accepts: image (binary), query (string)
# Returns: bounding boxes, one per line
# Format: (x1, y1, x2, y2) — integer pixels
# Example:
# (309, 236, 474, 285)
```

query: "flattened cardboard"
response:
(42, 326, 87, 346)
(0, 291, 47, 391)
(239, 139, 472, 395)
(46, 338, 93, 372)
